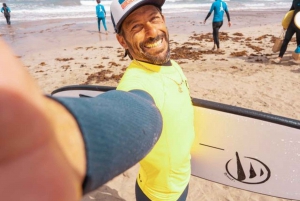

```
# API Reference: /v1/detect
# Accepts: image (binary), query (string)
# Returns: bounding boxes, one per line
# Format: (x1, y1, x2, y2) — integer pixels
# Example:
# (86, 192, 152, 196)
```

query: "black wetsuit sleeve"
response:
(225, 10, 230, 22)
(205, 12, 212, 21)
(290, 1, 295, 11)
(49, 90, 162, 194)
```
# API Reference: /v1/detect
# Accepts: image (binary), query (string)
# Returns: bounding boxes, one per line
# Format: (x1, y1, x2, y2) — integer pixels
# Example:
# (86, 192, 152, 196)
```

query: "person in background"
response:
(1, 3, 11, 25)
(111, 0, 195, 200)
(204, 0, 231, 52)
(272, 0, 300, 64)
(0, 38, 162, 201)
(96, 0, 108, 34)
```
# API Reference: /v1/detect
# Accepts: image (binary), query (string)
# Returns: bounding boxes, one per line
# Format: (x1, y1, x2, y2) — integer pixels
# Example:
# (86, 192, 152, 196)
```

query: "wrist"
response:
(44, 97, 86, 183)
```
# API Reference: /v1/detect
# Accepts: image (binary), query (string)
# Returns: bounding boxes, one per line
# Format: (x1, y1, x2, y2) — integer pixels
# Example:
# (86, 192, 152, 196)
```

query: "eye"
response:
(151, 16, 162, 23)
(131, 23, 143, 31)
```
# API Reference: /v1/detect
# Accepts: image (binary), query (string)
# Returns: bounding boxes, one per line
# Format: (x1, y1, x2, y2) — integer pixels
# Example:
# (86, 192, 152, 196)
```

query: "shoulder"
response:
(171, 60, 183, 71)
(117, 68, 147, 91)
(171, 60, 188, 79)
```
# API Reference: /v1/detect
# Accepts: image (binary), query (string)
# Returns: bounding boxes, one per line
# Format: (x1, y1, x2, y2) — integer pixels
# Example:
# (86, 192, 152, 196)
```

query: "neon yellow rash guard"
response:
(117, 60, 195, 201)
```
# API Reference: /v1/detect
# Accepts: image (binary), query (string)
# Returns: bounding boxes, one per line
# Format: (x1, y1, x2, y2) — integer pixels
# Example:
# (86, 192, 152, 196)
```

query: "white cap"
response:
(110, 0, 165, 33)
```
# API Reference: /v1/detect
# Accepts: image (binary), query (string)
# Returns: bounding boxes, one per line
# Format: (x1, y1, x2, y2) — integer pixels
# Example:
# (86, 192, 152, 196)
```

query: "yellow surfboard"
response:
(282, 10, 294, 29)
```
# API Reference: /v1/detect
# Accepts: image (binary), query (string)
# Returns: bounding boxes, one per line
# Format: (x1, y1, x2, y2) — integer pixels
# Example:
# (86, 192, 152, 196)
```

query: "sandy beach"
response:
(1, 8, 300, 201)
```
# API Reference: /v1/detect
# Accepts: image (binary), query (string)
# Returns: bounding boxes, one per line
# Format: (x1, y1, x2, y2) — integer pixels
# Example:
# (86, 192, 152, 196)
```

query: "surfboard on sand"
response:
(52, 85, 300, 201)
(282, 10, 294, 29)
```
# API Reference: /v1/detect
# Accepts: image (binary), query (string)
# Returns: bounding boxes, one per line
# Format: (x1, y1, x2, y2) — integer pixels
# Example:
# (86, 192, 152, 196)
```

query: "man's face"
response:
(116, 5, 170, 65)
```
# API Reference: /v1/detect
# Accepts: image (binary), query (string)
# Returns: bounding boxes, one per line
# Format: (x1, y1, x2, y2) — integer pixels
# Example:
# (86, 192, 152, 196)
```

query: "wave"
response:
(5, 0, 81, 6)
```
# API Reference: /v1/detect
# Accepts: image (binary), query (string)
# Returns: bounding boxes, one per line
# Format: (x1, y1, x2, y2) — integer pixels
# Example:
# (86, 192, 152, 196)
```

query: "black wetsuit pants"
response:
(212, 21, 223, 49)
(279, 20, 300, 58)
(135, 182, 189, 201)
(4, 15, 10, 25)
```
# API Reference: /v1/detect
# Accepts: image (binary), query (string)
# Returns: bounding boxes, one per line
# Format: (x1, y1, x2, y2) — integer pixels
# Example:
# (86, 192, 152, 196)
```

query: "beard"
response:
(125, 32, 171, 65)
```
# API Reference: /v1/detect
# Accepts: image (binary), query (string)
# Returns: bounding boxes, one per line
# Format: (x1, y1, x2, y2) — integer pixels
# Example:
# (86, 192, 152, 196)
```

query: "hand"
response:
(0, 39, 86, 201)
(228, 21, 231, 27)
(203, 20, 206, 24)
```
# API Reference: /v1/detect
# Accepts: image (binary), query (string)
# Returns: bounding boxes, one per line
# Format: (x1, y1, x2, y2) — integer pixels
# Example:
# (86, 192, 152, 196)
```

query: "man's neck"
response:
(136, 60, 172, 66)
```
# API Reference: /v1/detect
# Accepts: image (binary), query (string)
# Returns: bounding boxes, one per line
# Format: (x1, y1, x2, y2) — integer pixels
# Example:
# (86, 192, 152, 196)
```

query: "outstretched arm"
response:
(0, 39, 162, 200)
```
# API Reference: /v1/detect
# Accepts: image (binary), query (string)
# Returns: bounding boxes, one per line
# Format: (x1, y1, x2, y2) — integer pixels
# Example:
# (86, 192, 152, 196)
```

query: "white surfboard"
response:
(52, 85, 300, 200)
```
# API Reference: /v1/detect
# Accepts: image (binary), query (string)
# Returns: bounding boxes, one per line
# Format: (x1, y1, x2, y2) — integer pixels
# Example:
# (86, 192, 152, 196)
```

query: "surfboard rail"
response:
(192, 98, 300, 130)
(51, 84, 300, 130)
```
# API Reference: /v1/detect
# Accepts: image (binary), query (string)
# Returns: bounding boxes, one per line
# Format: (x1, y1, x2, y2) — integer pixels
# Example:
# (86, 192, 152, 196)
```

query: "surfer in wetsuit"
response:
(1, 3, 11, 25)
(204, 0, 231, 52)
(96, 0, 108, 34)
(111, 0, 195, 200)
(273, 0, 300, 64)
(0, 38, 162, 200)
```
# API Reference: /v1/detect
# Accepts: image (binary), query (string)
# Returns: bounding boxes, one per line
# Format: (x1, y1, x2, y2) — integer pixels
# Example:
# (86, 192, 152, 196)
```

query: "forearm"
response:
(204, 12, 212, 21)
(225, 10, 230, 22)
(44, 97, 86, 181)
(52, 90, 162, 194)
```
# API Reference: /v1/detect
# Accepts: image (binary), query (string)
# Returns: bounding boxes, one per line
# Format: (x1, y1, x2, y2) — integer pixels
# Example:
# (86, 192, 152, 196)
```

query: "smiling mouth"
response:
(144, 38, 163, 48)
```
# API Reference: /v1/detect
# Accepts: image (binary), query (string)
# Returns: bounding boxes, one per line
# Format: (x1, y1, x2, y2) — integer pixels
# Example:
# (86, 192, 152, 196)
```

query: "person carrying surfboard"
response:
(110, 0, 195, 200)
(272, 0, 300, 64)
(0, 38, 163, 200)
(203, 0, 231, 52)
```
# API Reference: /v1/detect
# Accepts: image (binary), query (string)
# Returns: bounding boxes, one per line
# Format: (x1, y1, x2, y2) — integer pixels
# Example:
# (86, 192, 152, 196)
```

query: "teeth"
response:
(145, 39, 162, 48)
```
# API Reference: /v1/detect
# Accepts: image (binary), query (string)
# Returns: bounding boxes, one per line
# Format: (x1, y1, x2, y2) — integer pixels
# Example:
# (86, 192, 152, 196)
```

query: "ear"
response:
(161, 13, 165, 22)
(116, 34, 129, 49)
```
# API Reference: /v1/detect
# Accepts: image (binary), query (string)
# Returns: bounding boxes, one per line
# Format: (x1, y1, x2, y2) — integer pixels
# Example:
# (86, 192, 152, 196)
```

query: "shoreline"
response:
(0, 9, 287, 55)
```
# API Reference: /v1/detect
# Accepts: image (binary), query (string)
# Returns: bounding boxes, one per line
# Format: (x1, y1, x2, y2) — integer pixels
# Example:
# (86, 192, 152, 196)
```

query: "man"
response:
(272, 0, 300, 64)
(110, 0, 195, 200)
(95, 0, 108, 34)
(0, 38, 162, 200)
(204, 0, 231, 52)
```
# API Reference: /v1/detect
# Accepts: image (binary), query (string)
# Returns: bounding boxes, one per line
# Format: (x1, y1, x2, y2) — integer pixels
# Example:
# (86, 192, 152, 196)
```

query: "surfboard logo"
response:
(225, 152, 271, 184)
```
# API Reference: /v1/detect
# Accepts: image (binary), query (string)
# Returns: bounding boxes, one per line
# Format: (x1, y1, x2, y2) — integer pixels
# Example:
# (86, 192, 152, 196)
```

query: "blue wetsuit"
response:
(279, 0, 300, 58)
(1, 6, 11, 25)
(96, 4, 107, 32)
(205, 0, 230, 49)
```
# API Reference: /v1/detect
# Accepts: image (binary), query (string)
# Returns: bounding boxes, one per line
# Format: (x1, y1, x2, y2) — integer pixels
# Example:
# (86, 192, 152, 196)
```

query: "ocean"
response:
(1, 0, 292, 22)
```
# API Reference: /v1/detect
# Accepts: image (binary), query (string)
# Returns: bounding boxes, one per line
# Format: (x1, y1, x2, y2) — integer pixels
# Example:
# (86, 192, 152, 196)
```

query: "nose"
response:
(144, 22, 158, 38)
